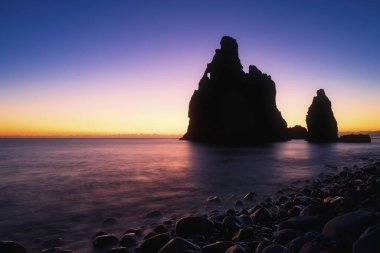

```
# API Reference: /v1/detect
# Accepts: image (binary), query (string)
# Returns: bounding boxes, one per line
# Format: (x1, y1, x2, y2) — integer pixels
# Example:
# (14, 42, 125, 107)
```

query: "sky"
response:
(1, 0, 379, 137)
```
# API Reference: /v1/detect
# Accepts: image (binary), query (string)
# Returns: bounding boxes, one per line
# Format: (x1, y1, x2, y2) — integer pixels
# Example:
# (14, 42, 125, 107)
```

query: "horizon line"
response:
(1, 130, 379, 139)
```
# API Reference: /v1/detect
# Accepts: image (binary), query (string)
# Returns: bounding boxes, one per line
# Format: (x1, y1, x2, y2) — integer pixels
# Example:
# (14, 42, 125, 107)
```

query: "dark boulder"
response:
(353, 223, 380, 253)
(322, 210, 375, 253)
(158, 237, 200, 253)
(93, 235, 119, 249)
(181, 36, 288, 144)
(339, 134, 371, 143)
(225, 244, 248, 253)
(202, 241, 234, 253)
(288, 125, 308, 139)
(0, 241, 28, 253)
(175, 216, 214, 239)
(138, 233, 171, 253)
(306, 89, 338, 142)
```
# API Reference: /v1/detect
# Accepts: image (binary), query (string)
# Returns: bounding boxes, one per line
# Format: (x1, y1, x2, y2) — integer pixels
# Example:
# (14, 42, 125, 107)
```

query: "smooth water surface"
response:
(0, 138, 379, 252)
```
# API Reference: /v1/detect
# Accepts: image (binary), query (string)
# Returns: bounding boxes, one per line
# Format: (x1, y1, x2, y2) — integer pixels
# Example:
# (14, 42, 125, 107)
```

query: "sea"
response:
(0, 138, 379, 252)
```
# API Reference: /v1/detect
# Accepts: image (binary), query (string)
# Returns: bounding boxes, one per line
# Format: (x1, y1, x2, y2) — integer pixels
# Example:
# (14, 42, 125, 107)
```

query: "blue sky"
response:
(1, 0, 379, 135)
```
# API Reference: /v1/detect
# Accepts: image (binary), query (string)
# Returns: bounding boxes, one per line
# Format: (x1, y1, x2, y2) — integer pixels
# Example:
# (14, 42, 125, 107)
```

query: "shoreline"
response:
(2, 159, 380, 253)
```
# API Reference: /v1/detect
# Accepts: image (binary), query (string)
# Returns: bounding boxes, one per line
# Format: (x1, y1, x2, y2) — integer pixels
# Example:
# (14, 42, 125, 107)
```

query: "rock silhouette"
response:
(181, 36, 288, 144)
(339, 134, 371, 143)
(288, 125, 308, 140)
(306, 89, 338, 142)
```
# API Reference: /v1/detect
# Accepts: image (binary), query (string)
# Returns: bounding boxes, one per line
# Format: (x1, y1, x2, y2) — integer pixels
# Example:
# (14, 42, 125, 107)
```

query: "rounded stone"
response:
(0, 241, 28, 253)
(202, 241, 234, 253)
(119, 233, 138, 247)
(93, 235, 119, 249)
(138, 233, 171, 253)
(175, 216, 214, 239)
(158, 237, 200, 253)
(353, 223, 380, 253)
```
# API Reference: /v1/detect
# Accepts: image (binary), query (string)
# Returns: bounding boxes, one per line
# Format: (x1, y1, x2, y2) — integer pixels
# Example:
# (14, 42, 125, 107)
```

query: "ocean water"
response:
(0, 138, 379, 252)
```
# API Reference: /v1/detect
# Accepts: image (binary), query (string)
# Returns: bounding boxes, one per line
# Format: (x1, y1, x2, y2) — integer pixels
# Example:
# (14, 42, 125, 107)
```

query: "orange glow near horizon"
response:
(1, 55, 379, 138)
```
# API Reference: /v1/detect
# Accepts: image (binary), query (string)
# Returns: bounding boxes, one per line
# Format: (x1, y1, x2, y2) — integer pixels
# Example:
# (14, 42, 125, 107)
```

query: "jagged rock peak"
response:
(306, 89, 338, 142)
(181, 36, 289, 144)
(220, 36, 238, 54)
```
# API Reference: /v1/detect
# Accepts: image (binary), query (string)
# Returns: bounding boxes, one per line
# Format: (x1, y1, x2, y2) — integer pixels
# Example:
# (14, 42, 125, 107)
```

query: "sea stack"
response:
(181, 36, 288, 144)
(306, 89, 338, 142)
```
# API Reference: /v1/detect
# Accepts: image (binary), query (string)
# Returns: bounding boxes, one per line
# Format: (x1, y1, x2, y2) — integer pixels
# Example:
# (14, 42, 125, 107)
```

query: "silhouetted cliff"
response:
(306, 89, 338, 142)
(181, 36, 288, 144)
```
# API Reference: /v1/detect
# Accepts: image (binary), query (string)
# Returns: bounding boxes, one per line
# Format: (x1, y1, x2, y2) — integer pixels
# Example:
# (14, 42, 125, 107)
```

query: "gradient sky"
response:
(1, 0, 379, 136)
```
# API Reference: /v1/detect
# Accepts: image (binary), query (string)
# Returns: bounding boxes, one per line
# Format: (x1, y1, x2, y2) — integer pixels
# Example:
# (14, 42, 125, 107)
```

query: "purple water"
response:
(0, 138, 379, 252)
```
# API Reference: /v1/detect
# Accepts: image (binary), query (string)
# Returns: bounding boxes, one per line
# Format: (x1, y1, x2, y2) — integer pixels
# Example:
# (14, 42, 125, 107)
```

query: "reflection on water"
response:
(0, 138, 379, 252)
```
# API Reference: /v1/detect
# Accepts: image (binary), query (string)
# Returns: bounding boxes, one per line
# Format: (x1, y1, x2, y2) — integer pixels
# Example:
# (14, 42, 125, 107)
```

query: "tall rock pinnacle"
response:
(306, 89, 338, 142)
(181, 36, 289, 144)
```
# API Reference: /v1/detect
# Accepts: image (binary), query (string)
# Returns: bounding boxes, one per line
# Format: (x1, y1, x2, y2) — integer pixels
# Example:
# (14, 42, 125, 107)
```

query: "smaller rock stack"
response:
(306, 89, 338, 142)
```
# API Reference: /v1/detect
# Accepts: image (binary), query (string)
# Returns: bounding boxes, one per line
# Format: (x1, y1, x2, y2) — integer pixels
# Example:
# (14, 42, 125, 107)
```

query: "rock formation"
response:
(288, 125, 308, 140)
(339, 134, 371, 143)
(181, 36, 288, 144)
(306, 89, 338, 142)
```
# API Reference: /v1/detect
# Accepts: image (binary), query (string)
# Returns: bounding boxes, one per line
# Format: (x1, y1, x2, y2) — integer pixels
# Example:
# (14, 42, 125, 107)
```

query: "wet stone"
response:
(119, 233, 138, 247)
(232, 227, 255, 242)
(261, 244, 290, 253)
(202, 241, 234, 253)
(244, 192, 256, 201)
(206, 196, 222, 205)
(138, 233, 171, 253)
(255, 241, 273, 253)
(105, 247, 128, 253)
(279, 216, 320, 230)
(153, 225, 167, 234)
(251, 207, 272, 223)
(286, 236, 308, 252)
(93, 235, 119, 249)
(299, 242, 319, 253)
(175, 216, 214, 239)
(287, 205, 302, 217)
(225, 244, 247, 253)
(0, 241, 28, 253)
(353, 223, 380, 253)
(93, 231, 108, 239)
(40, 248, 72, 253)
(273, 229, 298, 245)
(158, 237, 200, 253)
